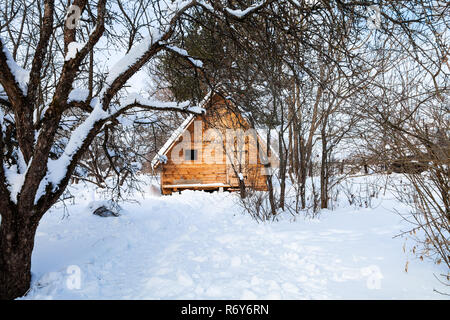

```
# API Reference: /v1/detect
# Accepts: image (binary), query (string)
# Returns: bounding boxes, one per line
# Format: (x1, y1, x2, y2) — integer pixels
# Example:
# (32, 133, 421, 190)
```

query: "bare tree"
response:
(0, 0, 275, 300)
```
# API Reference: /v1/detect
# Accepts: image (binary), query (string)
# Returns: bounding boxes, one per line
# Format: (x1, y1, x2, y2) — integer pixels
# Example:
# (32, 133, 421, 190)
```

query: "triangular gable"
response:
(151, 90, 215, 169)
(151, 90, 279, 170)
(150, 114, 196, 169)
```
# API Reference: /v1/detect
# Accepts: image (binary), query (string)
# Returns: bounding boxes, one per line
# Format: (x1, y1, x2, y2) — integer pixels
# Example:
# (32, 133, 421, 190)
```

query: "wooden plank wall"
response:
(160, 95, 268, 193)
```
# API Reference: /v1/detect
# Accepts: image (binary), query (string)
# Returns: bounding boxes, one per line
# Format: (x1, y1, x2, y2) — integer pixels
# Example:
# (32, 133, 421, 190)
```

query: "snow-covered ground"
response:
(23, 176, 448, 299)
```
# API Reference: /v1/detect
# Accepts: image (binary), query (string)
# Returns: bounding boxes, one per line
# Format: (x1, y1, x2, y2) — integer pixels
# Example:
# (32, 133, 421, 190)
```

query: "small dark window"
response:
(185, 149, 198, 161)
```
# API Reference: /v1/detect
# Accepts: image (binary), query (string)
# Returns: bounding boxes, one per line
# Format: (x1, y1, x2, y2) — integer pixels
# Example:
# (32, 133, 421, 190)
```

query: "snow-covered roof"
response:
(151, 114, 195, 169)
(151, 90, 280, 170)
(151, 91, 214, 169)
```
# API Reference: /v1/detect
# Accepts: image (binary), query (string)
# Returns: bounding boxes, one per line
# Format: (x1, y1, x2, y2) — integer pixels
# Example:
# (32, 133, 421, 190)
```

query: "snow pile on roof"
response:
(150, 90, 216, 168)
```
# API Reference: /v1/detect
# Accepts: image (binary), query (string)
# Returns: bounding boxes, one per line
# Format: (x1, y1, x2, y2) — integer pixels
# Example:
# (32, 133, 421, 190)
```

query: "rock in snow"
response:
(89, 200, 121, 217)
(93, 206, 120, 217)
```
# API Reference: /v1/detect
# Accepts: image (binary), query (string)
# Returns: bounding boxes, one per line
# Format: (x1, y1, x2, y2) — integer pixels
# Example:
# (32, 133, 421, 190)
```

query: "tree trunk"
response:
(239, 179, 246, 199)
(299, 138, 307, 210)
(0, 209, 39, 300)
(266, 174, 277, 216)
(320, 156, 329, 209)
(320, 127, 328, 209)
(288, 123, 293, 176)
(278, 132, 286, 210)
(265, 131, 277, 216)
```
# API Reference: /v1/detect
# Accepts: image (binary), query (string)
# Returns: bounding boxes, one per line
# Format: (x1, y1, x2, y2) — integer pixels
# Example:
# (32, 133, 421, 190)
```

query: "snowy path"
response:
(25, 189, 448, 299)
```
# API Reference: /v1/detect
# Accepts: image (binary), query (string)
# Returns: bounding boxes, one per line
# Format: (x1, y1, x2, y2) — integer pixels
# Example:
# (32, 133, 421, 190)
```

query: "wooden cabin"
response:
(151, 92, 274, 195)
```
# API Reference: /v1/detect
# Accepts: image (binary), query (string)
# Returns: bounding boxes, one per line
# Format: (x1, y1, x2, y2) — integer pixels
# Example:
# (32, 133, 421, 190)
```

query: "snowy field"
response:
(23, 175, 448, 300)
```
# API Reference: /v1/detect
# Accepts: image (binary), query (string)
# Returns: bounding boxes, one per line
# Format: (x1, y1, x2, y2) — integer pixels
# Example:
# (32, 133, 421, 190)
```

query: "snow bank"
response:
(23, 176, 448, 300)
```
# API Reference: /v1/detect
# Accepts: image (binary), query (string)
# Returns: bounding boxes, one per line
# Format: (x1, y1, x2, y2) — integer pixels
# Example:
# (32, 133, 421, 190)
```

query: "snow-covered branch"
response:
(116, 93, 205, 115)
(164, 45, 204, 68)
(68, 88, 90, 103)
(64, 0, 106, 65)
(35, 90, 204, 204)
(64, 41, 86, 61)
(0, 37, 30, 97)
(225, 1, 268, 19)
(0, 85, 11, 108)
(101, 35, 159, 97)
(34, 101, 110, 204)
(99, 1, 201, 107)
(225, 1, 269, 18)
(196, 0, 272, 19)
(28, 0, 54, 102)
